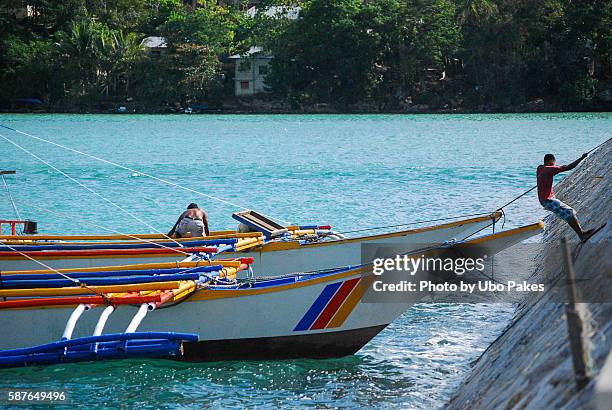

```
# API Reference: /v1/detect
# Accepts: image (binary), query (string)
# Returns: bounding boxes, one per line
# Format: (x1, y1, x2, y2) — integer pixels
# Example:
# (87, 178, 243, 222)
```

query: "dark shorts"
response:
(541, 198, 576, 222)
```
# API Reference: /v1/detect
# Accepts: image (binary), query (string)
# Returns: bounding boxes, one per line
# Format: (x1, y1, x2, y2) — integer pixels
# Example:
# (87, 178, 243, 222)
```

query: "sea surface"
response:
(0, 113, 609, 409)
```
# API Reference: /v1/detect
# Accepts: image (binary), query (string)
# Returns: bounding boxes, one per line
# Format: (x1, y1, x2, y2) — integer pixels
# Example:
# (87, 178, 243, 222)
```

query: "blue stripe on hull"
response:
(293, 282, 341, 331)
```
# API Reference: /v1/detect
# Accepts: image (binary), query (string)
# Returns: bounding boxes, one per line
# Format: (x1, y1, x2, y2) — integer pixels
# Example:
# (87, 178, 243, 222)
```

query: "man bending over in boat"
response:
(168, 203, 210, 238)
(537, 153, 594, 242)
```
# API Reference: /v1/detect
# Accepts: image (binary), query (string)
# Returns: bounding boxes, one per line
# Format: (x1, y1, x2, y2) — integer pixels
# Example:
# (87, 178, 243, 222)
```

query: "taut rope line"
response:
(27, 204, 194, 257)
(495, 136, 610, 212)
(0, 124, 290, 225)
(0, 132, 183, 247)
(1, 173, 21, 222)
(333, 137, 610, 236)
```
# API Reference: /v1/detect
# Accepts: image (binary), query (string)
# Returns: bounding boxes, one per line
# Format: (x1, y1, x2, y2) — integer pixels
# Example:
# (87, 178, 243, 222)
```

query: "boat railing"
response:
(0, 219, 37, 236)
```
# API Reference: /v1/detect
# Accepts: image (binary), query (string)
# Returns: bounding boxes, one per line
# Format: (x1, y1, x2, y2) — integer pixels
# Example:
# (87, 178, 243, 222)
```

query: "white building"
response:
(228, 47, 273, 97)
(228, 6, 301, 97)
(140, 36, 168, 56)
(5, 3, 37, 19)
(246, 5, 301, 19)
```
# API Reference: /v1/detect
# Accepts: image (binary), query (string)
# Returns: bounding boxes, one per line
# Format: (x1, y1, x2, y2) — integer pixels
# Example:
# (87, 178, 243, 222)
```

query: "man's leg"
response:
(546, 199, 594, 242)
(566, 215, 585, 239)
(566, 214, 595, 241)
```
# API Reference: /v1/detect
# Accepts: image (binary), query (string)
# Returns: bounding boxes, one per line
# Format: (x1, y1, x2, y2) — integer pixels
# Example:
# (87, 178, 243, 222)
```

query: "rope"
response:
(0, 124, 290, 225)
(495, 137, 611, 213)
(495, 186, 537, 212)
(356, 137, 611, 238)
(586, 137, 611, 154)
(0, 125, 606, 242)
(0, 132, 184, 248)
(1, 174, 21, 222)
(26, 204, 194, 257)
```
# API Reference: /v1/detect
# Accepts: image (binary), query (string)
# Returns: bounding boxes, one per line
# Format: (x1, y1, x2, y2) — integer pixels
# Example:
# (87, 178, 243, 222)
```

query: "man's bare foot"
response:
(580, 229, 596, 243)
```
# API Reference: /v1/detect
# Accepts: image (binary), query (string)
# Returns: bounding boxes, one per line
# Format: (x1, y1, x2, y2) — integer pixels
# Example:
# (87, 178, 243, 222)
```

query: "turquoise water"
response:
(0, 113, 610, 408)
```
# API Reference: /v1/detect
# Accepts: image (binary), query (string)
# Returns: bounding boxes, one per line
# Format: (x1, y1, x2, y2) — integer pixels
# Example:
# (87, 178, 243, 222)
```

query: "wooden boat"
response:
(0, 222, 542, 365)
(0, 212, 501, 275)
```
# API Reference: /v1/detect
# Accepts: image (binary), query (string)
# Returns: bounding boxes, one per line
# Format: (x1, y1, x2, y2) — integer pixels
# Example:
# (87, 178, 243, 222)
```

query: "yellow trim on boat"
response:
(1, 260, 244, 276)
(0, 281, 182, 297)
(0, 214, 499, 260)
(189, 267, 368, 301)
(458, 220, 544, 245)
(256, 213, 501, 252)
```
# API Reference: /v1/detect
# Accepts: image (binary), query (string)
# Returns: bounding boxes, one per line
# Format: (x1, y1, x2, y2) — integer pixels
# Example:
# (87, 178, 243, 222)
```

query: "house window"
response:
(240, 81, 250, 89)
(258, 65, 269, 75)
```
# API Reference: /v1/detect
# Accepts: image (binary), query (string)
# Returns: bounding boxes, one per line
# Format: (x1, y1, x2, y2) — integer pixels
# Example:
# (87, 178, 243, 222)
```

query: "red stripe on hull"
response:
(310, 278, 360, 330)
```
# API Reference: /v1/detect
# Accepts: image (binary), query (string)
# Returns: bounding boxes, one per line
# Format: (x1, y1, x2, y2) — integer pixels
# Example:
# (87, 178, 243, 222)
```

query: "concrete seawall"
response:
(448, 140, 611, 409)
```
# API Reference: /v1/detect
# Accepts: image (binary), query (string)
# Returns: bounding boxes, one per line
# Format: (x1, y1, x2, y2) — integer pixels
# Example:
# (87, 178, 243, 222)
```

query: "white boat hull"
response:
(0, 221, 543, 359)
(0, 269, 409, 357)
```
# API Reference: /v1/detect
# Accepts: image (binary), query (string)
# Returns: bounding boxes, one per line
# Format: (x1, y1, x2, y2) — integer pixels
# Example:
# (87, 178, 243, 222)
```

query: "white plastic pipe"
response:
(62, 304, 90, 340)
(125, 303, 155, 333)
(93, 305, 115, 336)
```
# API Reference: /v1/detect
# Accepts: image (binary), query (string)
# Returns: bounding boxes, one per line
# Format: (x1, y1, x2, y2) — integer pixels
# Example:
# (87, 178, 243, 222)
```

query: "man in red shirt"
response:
(537, 153, 593, 241)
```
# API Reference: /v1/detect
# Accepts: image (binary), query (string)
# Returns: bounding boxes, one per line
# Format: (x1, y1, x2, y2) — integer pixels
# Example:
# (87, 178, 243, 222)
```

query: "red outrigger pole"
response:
(0, 220, 30, 236)
(0, 293, 166, 309)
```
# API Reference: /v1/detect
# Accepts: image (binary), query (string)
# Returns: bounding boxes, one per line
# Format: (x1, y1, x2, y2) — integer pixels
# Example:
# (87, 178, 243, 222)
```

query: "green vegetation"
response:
(0, 0, 610, 112)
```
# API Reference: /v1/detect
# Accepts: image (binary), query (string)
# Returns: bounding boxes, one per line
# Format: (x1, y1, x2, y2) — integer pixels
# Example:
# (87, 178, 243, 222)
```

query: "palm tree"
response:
(58, 19, 143, 98)
(57, 19, 100, 95)
(107, 30, 143, 96)
(97, 28, 143, 96)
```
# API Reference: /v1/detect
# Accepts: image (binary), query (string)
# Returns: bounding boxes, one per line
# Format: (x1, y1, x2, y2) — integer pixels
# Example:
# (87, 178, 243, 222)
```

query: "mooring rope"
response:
(25, 204, 194, 256)
(0, 132, 184, 248)
(0, 124, 290, 225)
(495, 137, 611, 213)
(1, 173, 21, 223)
(334, 137, 611, 237)
(0, 124, 606, 240)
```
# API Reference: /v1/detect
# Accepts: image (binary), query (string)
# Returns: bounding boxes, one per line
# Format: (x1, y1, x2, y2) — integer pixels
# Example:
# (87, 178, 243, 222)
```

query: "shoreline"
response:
(3, 96, 611, 116)
(2, 108, 611, 115)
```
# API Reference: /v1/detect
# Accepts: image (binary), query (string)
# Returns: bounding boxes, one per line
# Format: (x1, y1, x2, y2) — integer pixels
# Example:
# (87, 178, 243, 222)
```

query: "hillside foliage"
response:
(0, 0, 610, 111)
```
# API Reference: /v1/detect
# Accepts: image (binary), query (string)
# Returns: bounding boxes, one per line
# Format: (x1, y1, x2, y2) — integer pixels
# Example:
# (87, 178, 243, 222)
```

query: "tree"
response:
(1, 0, 610, 110)
(56, 18, 101, 96)
(0, 35, 56, 104)
(159, 4, 238, 54)
(267, 0, 379, 105)
(552, 0, 611, 106)
(97, 29, 144, 97)
(457, 0, 498, 25)
(365, 0, 461, 104)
